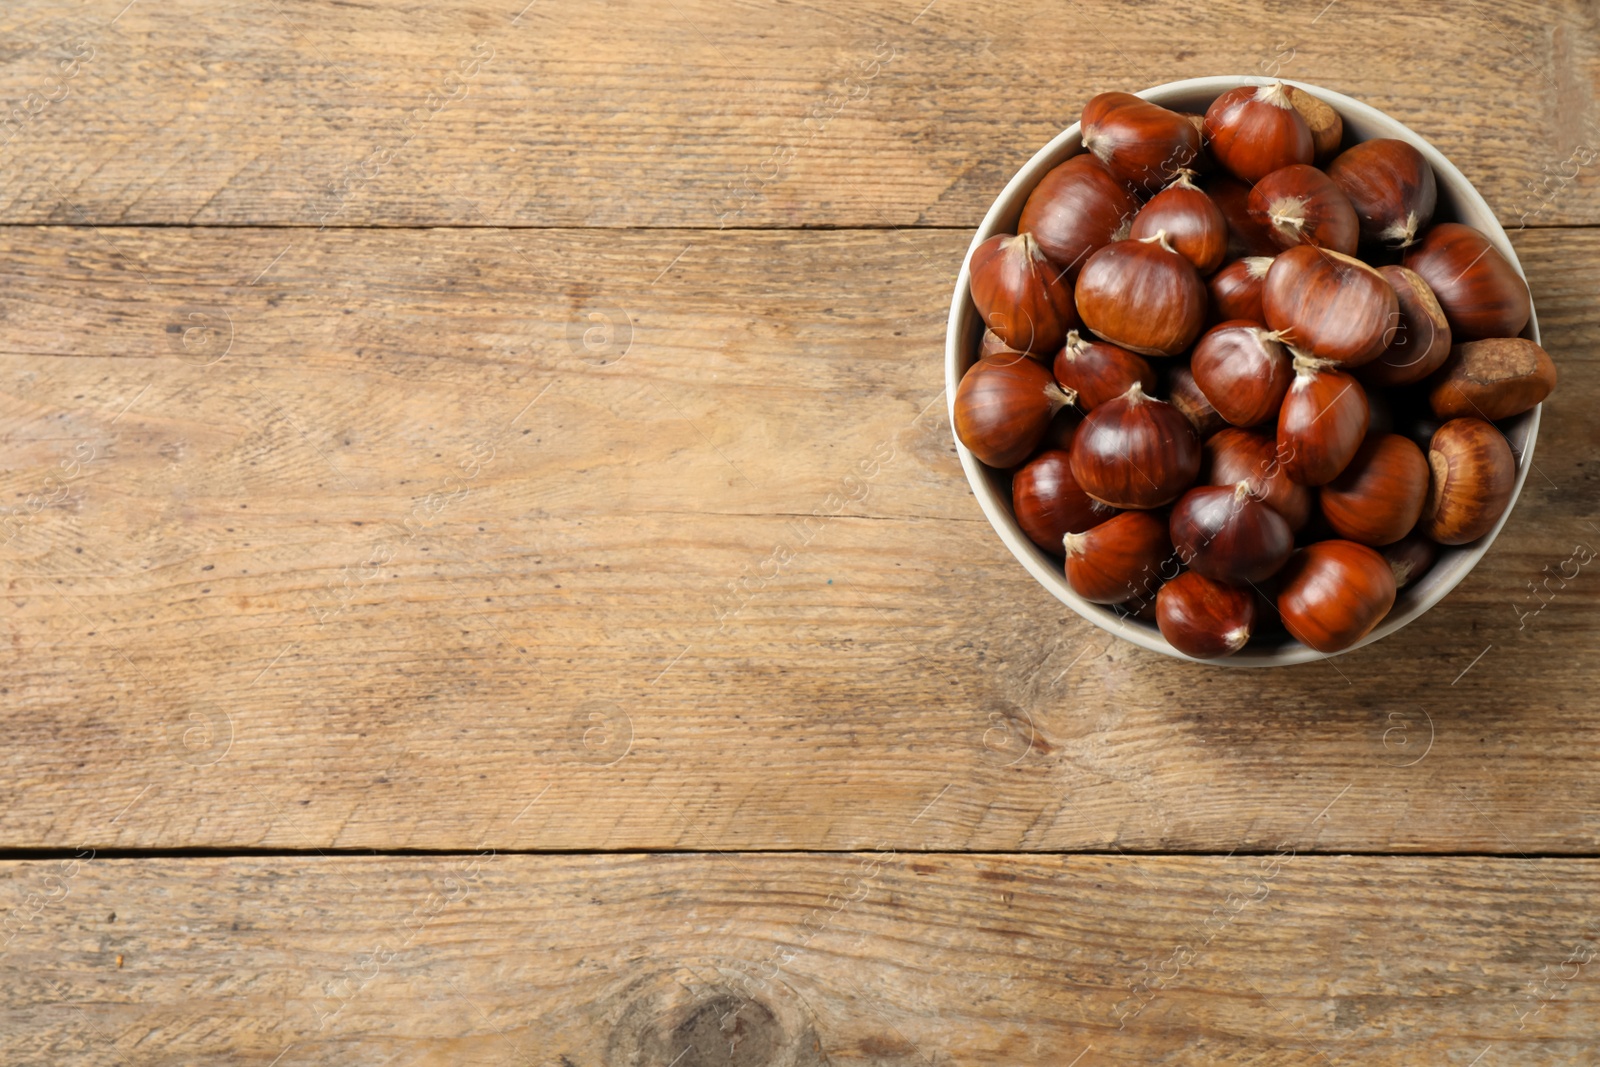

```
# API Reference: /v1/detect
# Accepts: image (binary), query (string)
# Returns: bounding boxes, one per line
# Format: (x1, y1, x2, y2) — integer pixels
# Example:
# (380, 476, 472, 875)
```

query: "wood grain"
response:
(0, 0, 1596, 228)
(1, 853, 1597, 1065)
(0, 224, 1596, 853)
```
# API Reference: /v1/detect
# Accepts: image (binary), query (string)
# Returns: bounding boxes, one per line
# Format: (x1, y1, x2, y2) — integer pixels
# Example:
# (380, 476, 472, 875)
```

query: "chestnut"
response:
(1203, 82, 1314, 184)
(1262, 245, 1398, 366)
(969, 232, 1080, 354)
(1276, 540, 1397, 653)
(1081, 92, 1201, 192)
(1207, 174, 1280, 258)
(1326, 138, 1437, 249)
(1278, 353, 1371, 486)
(1207, 255, 1274, 323)
(1075, 231, 1208, 357)
(1419, 417, 1516, 545)
(1203, 426, 1313, 532)
(954, 356, 1076, 468)
(1157, 570, 1257, 658)
(1426, 337, 1557, 421)
(1247, 164, 1360, 255)
(1166, 361, 1229, 439)
(1382, 532, 1437, 590)
(1359, 266, 1452, 387)
(1013, 449, 1117, 554)
(1170, 481, 1294, 584)
(1318, 433, 1430, 546)
(1402, 223, 1532, 341)
(1130, 171, 1228, 274)
(1285, 85, 1343, 162)
(1053, 330, 1156, 410)
(1190, 320, 1292, 427)
(1018, 154, 1142, 277)
(1062, 509, 1172, 604)
(1070, 381, 1201, 509)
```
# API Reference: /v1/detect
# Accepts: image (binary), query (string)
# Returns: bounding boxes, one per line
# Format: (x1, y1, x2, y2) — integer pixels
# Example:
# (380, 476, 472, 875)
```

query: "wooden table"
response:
(2, 1, 1598, 1063)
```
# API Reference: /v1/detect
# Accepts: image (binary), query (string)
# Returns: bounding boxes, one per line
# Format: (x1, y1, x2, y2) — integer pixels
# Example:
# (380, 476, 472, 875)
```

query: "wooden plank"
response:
(0, 0, 1597, 227)
(0, 224, 1597, 853)
(1, 853, 1597, 1064)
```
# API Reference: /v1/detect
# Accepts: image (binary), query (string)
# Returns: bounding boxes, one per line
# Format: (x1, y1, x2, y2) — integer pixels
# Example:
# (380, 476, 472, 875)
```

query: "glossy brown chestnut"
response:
(1170, 481, 1294, 583)
(1319, 433, 1430, 546)
(1382, 532, 1437, 590)
(1070, 381, 1201, 509)
(1062, 509, 1173, 604)
(969, 232, 1080, 354)
(1203, 82, 1314, 184)
(1402, 223, 1532, 341)
(1419, 417, 1516, 545)
(953, 356, 1076, 468)
(1285, 85, 1343, 162)
(1427, 337, 1557, 421)
(1326, 138, 1437, 248)
(1207, 174, 1280, 258)
(1262, 245, 1398, 366)
(1053, 330, 1156, 410)
(1130, 171, 1229, 274)
(1276, 540, 1397, 653)
(1277, 354, 1371, 486)
(1207, 256, 1274, 323)
(1190, 320, 1292, 427)
(1013, 449, 1117, 554)
(1080, 92, 1201, 192)
(1166, 361, 1229, 439)
(1359, 266, 1452, 387)
(1075, 231, 1208, 357)
(1018, 154, 1142, 277)
(1203, 426, 1313, 532)
(1157, 570, 1257, 658)
(1247, 164, 1360, 255)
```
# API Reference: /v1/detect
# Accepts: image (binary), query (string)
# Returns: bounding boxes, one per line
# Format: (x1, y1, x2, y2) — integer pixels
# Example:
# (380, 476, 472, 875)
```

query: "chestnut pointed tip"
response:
(1062, 531, 1089, 557)
(1381, 212, 1422, 247)
(1244, 256, 1275, 279)
(1136, 228, 1178, 255)
(1223, 625, 1251, 652)
(1290, 349, 1334, 375)
(1259, 81, 1295, 109)
(1046, 381, 1078, 413)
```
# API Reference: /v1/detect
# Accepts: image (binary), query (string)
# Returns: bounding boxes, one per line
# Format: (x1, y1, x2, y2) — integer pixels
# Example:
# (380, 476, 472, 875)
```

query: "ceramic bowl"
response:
(944, 76, 1540, 665)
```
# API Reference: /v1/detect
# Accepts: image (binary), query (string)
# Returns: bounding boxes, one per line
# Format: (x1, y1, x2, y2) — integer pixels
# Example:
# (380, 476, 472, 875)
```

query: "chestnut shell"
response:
(1276, 540, 1397, 653)
(1157, 571, 1257, 658)
(969, 232, 1080, 354)
(1070, 382, 1201, 509)
(1075, 234, 1208, 357)
(1018, 154, 1142, 277)
(1402, 223, 1531, 342)
(1013, 449, 1117, 554)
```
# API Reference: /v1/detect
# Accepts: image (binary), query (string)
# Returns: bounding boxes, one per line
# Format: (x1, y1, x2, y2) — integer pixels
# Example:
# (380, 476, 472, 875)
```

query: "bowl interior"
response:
(946, 76, 1541, 667)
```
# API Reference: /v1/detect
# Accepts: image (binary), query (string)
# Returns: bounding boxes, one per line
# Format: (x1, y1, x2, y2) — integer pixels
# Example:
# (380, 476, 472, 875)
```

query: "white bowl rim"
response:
(944, 75, 1542, 667)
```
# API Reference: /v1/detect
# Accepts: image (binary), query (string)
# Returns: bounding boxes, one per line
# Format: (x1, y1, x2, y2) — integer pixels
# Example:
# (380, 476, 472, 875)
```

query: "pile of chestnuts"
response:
(956, 82, 1557, 659)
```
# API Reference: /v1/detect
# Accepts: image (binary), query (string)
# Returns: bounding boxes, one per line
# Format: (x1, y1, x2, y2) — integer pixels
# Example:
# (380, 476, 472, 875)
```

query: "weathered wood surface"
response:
(1, 224, 1596, 852)
(2, 853, 1598, 1065)
(0, 1, 1597, 228)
